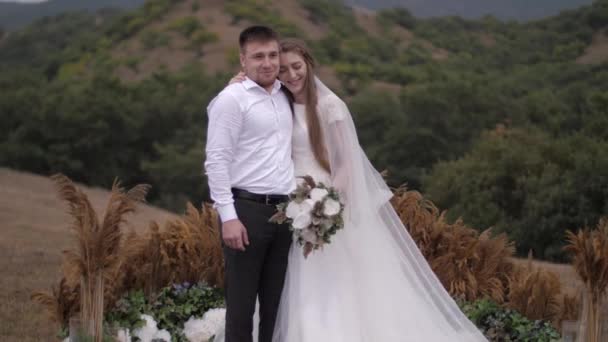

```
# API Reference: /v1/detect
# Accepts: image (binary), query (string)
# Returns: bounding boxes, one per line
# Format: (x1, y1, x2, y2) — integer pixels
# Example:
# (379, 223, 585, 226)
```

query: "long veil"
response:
(316, 77, 488, 341)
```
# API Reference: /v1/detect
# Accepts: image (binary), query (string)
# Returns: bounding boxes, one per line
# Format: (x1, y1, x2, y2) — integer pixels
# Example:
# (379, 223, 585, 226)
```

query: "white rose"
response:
(323, 198, 341, 216)
(309, 188, 329, 202)
(132, 315, 172, 341)
(303, 199, 316, 209)
(292, 212, 312, 230)
(285, 201, 302, 219)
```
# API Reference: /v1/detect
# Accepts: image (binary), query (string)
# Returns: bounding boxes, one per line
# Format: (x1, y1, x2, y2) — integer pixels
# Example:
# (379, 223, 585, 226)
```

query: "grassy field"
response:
(0, 168, 176, 341)
(0, 167, 601, 341)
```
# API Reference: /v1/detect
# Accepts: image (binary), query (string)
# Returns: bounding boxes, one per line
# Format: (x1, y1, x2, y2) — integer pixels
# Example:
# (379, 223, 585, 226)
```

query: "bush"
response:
(140, 30, 170, 50)
(225, 0, 302, 37)
(167, 16, 201, 38)
(191, 1, 200, 12)
(105, 0, 182, 42)
(460, 299, 561, 341)
(106, 282, 224, 341)
(424, 128, 608, 260)
(189, 29, 219, 56)
(377, 8, 416, 30)
(587, 0, 608, 29)
(298, 0, 359, 36)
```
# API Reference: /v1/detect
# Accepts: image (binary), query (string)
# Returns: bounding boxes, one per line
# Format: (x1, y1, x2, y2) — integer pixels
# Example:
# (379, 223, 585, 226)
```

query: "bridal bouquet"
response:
(270, 176, 345, 258)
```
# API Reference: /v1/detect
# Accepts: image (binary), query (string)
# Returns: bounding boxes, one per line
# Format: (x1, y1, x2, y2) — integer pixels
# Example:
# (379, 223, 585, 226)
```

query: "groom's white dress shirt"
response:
(205, 77, 296, 223)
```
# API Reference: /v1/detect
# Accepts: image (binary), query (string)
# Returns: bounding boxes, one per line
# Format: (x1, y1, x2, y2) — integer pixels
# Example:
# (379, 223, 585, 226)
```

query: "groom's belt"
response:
(231, 188, 289, 205)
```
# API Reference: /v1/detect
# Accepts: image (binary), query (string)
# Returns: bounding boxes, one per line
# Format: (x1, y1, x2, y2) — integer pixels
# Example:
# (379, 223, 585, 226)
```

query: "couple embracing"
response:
(204, 25, 486, 342)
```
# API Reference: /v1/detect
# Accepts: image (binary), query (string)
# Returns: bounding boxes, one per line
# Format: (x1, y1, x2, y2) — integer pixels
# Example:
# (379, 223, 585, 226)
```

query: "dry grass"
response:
(390, 186, 597, 331)
(113, 202, 223, 301)
(391, 187, 515, 303)
(26, 173, 222, 341)
(30, 278, 80, 336)
(0, 168, 175, 341)
(38, 174, 151, 340)
(4, 168, 606, 340)
(564, 218, 608, 342)
(507, 255, 563, 322)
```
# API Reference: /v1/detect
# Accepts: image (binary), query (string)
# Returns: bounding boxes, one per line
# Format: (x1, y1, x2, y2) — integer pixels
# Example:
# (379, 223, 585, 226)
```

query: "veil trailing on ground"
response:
(315, 76, 488, 341)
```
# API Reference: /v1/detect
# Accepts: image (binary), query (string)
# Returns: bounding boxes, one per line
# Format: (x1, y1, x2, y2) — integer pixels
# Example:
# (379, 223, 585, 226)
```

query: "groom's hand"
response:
(222, 219, 250, 251)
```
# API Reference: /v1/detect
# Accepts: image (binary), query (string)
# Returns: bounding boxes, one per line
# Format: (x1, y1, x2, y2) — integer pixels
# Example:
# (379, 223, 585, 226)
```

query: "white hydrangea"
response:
(155, 329, 172, 341)
(117, 328, 131, 342)
(132, 314, 172, 342)
(202, 308, 226, 330)
(183, 308, 226, 342)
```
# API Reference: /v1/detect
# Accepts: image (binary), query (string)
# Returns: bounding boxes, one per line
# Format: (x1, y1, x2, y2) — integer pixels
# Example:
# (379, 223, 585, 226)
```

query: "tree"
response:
(377, 8, 416, 30)
(189, 29, 219, 57)
(587, 0, 608, 29)
(424, 128, 608, 260)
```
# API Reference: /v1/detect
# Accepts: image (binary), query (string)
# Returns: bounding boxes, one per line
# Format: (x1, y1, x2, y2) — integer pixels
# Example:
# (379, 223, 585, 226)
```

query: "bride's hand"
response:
(228, 71, 246, 85)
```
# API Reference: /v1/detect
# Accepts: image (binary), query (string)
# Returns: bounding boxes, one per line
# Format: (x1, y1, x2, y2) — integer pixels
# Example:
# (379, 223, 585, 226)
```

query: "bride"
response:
(226, 39, 487, 342)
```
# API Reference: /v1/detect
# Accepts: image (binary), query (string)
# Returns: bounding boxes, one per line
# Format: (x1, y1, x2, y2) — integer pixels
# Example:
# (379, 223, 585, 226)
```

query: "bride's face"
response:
(279, 51, 307, 97)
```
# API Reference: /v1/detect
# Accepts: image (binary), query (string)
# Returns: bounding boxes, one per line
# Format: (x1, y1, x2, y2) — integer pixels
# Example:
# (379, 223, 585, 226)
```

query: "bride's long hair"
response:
(280, 39, 331, 174)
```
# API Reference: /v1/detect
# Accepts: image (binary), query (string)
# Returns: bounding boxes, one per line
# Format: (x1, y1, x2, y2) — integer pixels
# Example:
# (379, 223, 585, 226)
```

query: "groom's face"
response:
(240, 40, 280, 89)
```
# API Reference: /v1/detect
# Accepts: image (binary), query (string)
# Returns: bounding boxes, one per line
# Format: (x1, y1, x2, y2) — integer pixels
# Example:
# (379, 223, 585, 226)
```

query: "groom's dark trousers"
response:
(222, 189, 292, 342)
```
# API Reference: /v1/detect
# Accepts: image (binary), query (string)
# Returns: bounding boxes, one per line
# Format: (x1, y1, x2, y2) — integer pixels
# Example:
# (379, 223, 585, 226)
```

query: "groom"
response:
(204, 26, 295, 342)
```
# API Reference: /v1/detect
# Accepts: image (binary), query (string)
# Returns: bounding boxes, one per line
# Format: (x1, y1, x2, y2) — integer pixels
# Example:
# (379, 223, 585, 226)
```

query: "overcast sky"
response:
(0, 0, 49, 3)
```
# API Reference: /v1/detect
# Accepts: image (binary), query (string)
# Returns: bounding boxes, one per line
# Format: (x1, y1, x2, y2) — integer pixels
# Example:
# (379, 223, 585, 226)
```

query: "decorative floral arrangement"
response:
(110, 308, 227, 342)
(131, 314, 172, 341)
(105, 282, 225, 342)
(183, 308, 226, 342)
(458, 298, 561, 341)
(270, 176, 345, 257)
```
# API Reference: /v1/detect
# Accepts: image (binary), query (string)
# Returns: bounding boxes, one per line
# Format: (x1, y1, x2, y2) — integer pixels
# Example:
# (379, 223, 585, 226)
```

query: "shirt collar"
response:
(243, 77, 282, 94)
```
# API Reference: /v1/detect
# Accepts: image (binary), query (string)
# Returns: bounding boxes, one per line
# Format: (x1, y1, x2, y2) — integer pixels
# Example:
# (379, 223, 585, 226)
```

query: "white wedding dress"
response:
(270, 86, 487, 341)
(214, 79, 487, 342)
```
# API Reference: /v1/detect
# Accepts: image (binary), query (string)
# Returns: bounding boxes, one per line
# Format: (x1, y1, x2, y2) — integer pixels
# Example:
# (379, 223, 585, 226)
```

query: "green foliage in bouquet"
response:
(106, 282, 224, 341)
(460, 299, 561, 341)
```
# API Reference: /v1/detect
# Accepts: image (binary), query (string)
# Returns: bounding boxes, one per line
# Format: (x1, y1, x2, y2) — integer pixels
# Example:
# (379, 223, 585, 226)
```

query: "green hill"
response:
(0, 0, 596, 30)
(1, 0, 607, 260)
(347, 0, 595, 20)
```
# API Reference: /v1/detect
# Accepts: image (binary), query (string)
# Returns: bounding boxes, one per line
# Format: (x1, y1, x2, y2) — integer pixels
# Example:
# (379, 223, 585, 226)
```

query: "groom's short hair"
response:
(239, 25, 279, 52)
